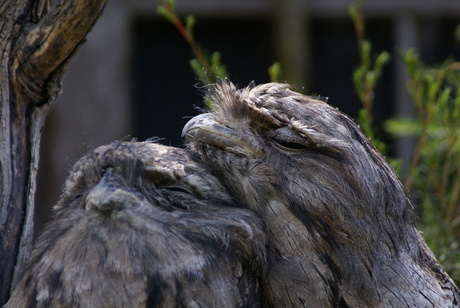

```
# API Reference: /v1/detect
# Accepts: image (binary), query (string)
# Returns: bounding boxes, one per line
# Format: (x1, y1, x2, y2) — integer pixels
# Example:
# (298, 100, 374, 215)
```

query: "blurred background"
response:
(35, 0, 460, 234)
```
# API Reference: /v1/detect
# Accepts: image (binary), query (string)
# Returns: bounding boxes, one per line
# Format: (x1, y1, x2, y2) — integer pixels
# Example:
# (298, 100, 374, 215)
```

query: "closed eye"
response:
(269, 127, 308, 151)
(161, 186, 195, 210)
(271, 137, 306, 150)
(163, 186, 193, 195)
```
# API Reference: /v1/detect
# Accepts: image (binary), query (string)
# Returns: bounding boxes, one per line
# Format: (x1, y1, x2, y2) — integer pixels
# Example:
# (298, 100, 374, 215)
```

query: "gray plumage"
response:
(182, 81, 460, 307)
(6, 141, 266, 308)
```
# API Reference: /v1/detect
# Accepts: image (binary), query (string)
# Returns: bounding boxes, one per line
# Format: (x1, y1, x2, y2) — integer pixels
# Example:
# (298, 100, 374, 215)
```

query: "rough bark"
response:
(0, 0, 108, 304)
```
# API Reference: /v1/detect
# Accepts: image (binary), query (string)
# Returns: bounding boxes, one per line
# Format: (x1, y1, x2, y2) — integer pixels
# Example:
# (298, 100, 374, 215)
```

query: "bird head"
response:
(183, 80, 418, 258)
(54, 141, 267, 276)
(60, 141, 234, 215)
(11, 141, 266, 307)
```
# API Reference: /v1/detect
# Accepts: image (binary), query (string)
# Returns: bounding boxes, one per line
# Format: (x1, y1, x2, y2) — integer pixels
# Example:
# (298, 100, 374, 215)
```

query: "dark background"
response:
(131, 16, 459, 148)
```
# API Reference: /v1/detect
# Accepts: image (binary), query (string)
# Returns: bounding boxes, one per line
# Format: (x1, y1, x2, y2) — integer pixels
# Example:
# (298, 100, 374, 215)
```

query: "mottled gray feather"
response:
(183, 81, 460, 307)
(6, 142, 266, 308)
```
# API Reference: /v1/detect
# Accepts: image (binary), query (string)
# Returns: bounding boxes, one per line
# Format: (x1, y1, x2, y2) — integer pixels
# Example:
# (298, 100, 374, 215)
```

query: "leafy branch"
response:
(157, 0, 228, 86)
(398, 51, 460, 280)
(157, 0, 283, 108)
(349, 0, 391, 154)
(350, 0, 460, 283)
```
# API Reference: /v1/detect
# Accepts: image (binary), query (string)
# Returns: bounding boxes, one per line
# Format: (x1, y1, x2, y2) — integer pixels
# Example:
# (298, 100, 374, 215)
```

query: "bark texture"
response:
(0, 0, 108, 304)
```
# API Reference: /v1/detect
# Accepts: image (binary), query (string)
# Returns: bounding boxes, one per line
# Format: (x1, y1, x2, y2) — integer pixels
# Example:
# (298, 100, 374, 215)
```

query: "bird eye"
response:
(161, 186, 195, 210)
(164, 186, 193, 195)
(269, 127, 308, 151)
(271, 137, 306, 150)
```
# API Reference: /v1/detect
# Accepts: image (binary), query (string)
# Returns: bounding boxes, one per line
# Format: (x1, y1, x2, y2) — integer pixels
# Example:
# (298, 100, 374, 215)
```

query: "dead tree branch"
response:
(0, 0, 108, 303)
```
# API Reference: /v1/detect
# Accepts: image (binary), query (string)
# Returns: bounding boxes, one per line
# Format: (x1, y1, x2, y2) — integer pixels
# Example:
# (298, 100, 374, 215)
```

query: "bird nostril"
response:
(85, 167, 124, 212)
(85, 179, 142, 213)
(96, 197, 121, 213)
(85, 191, 124, 213)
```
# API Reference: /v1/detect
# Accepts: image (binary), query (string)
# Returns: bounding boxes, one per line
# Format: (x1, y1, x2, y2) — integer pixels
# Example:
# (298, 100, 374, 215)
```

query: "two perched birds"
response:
(7, 81, 459, 307)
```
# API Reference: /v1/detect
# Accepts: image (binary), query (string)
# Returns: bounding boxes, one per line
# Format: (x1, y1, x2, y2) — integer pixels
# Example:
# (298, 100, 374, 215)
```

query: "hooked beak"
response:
(182, 113, 264, 158)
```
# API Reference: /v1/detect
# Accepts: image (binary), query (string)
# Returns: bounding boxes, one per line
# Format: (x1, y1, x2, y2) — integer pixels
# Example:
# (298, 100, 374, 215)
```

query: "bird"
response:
(6, 141, 267, 308)
(182, 80, 460, 307)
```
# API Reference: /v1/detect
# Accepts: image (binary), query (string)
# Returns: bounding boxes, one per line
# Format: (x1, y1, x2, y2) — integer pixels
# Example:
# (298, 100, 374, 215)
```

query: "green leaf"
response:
(189, 58, 207, 82)
(185, 15, 196, 40)
(360, 40, 371, 66)
(156, 0, 175, 21)
(210, 52, 229, 79)
(403, 49, 417, 72)
(374, 51, 391, 70)
(384, 117, 421, 137)
(365, 71, 377, 89)
(156, 6, 173, 22)
(268, 62, 282, 82)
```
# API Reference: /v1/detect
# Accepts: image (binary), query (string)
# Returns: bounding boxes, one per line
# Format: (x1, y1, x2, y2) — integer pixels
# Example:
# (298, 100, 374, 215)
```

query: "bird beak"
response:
(182, 113, 264, 158)
(85, 168, 142, 213)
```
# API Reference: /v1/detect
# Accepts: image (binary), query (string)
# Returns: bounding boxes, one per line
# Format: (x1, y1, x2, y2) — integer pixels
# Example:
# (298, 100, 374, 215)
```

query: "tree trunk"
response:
(0, 0, 108, 304)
